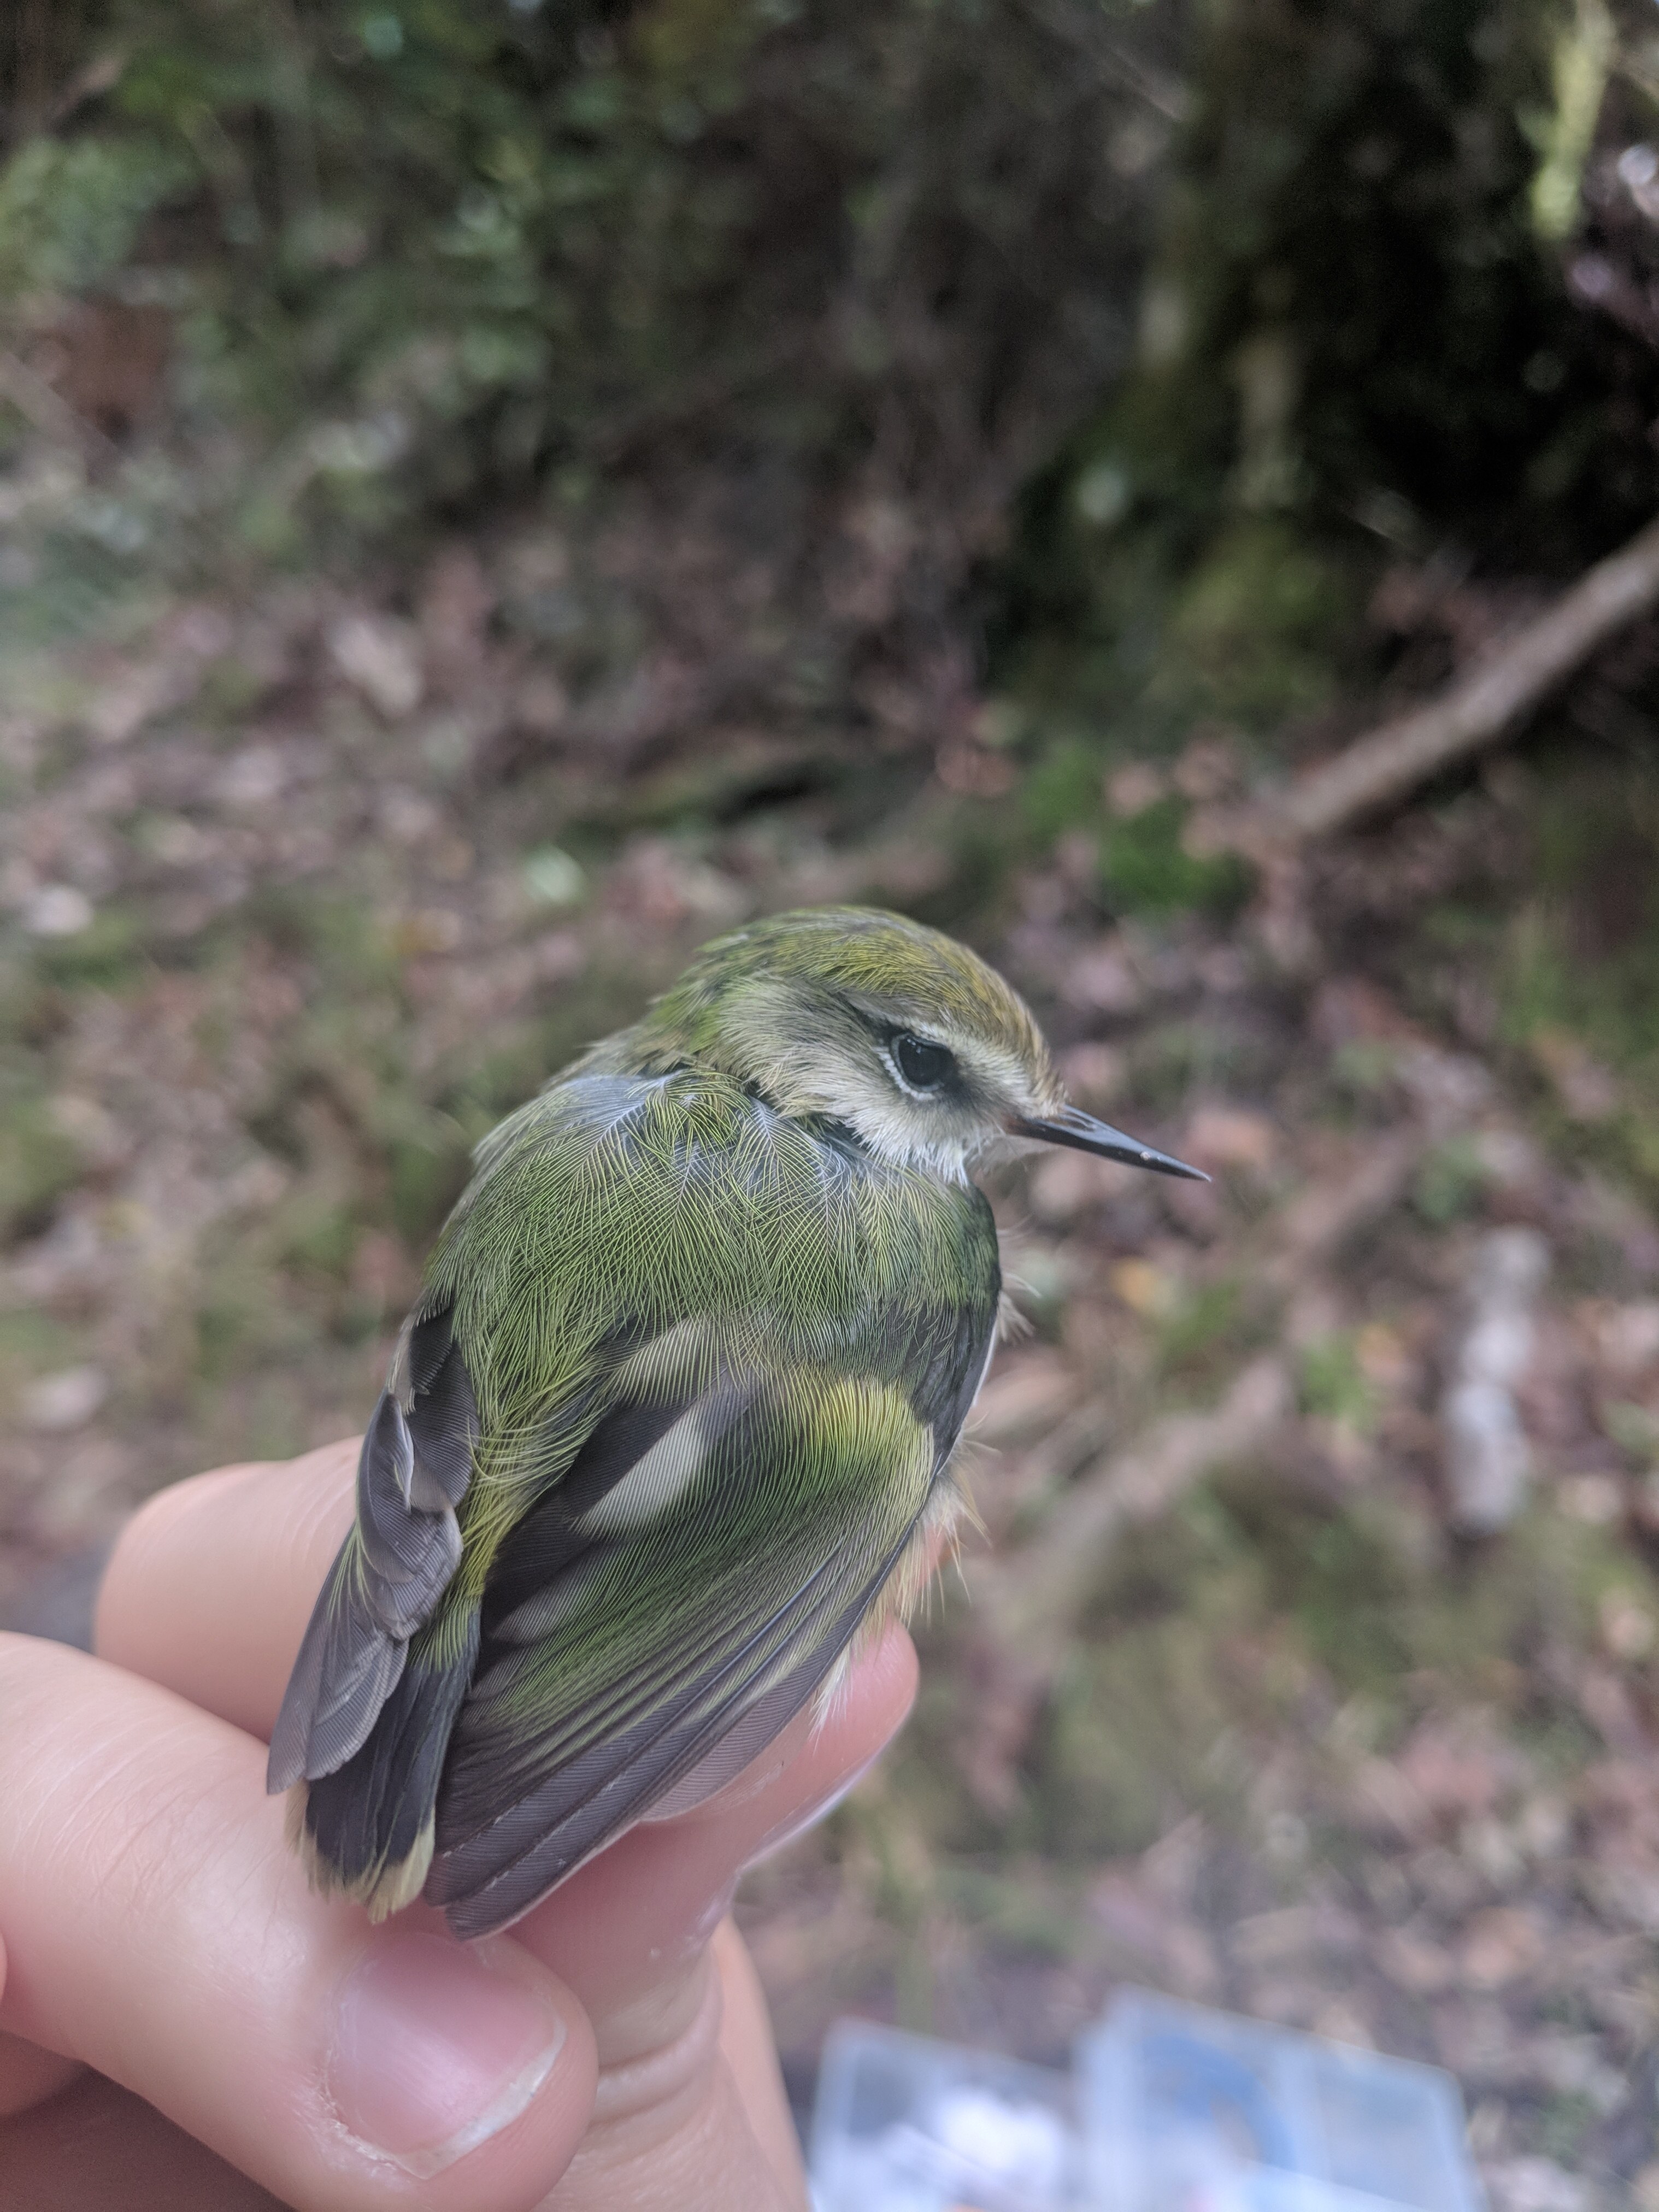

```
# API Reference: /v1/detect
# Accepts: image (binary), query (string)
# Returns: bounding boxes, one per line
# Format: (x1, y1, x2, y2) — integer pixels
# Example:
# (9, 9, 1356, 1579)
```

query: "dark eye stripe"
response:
(892, 1032, 955, 1091)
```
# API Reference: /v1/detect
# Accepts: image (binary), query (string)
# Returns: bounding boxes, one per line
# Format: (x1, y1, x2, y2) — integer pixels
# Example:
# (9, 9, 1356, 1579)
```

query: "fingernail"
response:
(326, 1932, 566, 2178)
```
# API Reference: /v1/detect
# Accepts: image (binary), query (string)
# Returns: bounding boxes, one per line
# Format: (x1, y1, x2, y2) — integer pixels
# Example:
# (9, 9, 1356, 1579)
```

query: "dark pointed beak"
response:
(1010, 1104, 1210, 1182)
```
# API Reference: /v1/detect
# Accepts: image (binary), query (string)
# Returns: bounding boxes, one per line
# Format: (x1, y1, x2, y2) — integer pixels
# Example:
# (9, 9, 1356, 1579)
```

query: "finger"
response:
(0, 1633, 597, 2212)
(711, 1920, 808, 2204)
(514, 1627, 914, 2210)
(0, 1907, 84, 2120)
(0, 2027, 81, 2121)
(516, 1621, 917, 2021)
(0, 2070, 287, 2210)
(97, 1450, 907, 2208)
(95, 1441, 358, 1738)
(98, 1444, 914, 2020)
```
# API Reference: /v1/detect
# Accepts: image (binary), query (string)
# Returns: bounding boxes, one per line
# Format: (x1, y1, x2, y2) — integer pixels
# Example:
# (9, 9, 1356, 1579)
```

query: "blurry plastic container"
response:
(808, 1999, 1485, 2212)
(808, 2020, 1083, 2211)
(1078, 1990, 1486, 2212)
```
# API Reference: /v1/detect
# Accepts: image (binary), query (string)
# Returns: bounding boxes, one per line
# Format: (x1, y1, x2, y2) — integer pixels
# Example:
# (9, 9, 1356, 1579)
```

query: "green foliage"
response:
(1174, 0, 1655, 561)
(0, 132, 189, 298)
(988, 0, 1659, 876)
(3, 0, 1164, 562)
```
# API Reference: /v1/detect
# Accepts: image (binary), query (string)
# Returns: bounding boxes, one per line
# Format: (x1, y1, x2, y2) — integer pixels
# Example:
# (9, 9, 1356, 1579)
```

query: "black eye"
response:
(891, 1032, 955, 1092)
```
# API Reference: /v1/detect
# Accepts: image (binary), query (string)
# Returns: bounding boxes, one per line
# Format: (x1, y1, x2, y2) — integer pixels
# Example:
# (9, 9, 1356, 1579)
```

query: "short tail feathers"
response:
(290, 1617, 479, 1919)
(284, 1783, 431, 1922)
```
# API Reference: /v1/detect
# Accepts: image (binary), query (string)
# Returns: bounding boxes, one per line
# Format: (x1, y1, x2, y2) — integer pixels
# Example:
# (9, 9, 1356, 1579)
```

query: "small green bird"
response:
(268, 907, 1202, 1937)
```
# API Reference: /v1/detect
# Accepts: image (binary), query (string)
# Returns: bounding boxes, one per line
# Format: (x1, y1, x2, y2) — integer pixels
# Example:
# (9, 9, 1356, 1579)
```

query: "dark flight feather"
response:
(266, 1302, 479, 1795)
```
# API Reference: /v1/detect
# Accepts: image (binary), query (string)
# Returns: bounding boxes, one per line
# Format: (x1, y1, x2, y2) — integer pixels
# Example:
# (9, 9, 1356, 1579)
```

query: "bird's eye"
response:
(891, 1032, 955, 1092)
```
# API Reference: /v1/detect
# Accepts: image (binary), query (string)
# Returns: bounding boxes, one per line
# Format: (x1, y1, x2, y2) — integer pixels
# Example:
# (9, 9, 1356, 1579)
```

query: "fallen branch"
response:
(1249, 510, 1659, 844)
(975, 1355, 1292, 1667)
(957, 1360, 1291, 1812)
(1256, 1127, 1429, 1291)
(0, 351, 119, 463)
(956, 1125, 1433, 1810)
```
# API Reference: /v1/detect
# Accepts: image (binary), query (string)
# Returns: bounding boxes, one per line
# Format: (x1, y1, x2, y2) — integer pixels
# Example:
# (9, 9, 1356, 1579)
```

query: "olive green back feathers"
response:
(268, 909, 1048, 1935)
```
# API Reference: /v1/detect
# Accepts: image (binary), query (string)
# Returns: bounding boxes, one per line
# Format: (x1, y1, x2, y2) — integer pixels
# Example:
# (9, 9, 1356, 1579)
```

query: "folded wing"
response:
(426, 1362, 934, 1937)
(267, 1305, 479, 1793)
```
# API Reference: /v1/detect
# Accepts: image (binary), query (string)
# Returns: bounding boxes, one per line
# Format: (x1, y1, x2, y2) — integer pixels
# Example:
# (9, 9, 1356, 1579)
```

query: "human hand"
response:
(0, 1440, 917, 2209)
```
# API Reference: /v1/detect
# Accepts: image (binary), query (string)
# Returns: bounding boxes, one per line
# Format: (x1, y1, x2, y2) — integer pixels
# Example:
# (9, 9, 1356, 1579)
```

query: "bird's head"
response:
(602, 907, 1205, 1184)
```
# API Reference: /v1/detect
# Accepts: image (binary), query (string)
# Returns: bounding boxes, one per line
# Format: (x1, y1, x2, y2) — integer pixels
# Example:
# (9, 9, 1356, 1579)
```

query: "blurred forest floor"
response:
(7, 4, 1659, 2208)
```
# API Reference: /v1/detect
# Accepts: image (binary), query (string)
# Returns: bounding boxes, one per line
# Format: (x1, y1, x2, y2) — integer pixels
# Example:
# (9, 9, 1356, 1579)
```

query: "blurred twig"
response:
(976, 1356, 1292, 1675)
(0, 350, 117, 462)
(957, 1126, 1433, 1810)
(45, 44, 125, 132)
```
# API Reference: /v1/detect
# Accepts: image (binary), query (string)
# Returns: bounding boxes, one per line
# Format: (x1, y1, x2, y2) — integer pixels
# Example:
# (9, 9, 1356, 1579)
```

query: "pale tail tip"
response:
(285, 1783, 434, 1921)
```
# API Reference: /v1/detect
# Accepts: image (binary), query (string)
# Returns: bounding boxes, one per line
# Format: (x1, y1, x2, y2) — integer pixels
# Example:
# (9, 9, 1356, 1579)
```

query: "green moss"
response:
(1021, 740, 1104, 846)
(29, 908, 146, 991)
(1604, 1401, 1659, 1470)
(280, 1201, 360, 1281)
(1413, 1136, 1491, 1226)
(5, 0, 1166, 591)
(1298, 1333, 1380, 1432)
(1329, 1038, 1403, 1107)
(938, 1866, 1084, 1962)
(1043, 1548, 1268, 1856)
(0, 1309, 86, 1405)
(1156, 1277, 1266, 1387)
(1123, 1019, 1262, 1114)
(1019, 1457, 1655, 1870)
(195, 1290, 260, 1384)
(195, 655, 274, 727)
(987, 0, 1659, 927)
(1270, 1500, 1428, 1702)
(1161, 521, 1349, 728)
(1099, 795, 1249, 919)
(0, 1098, 82, 1244)
(239, 1379, 318, 1466)
(1237, 1480, 1651, 1728)
(1534, 2090, 1601, 2167)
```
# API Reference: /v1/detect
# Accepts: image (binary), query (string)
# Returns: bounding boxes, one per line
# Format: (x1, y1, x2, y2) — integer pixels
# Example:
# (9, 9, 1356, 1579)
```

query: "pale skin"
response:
(0, 1439, 920, 2211)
